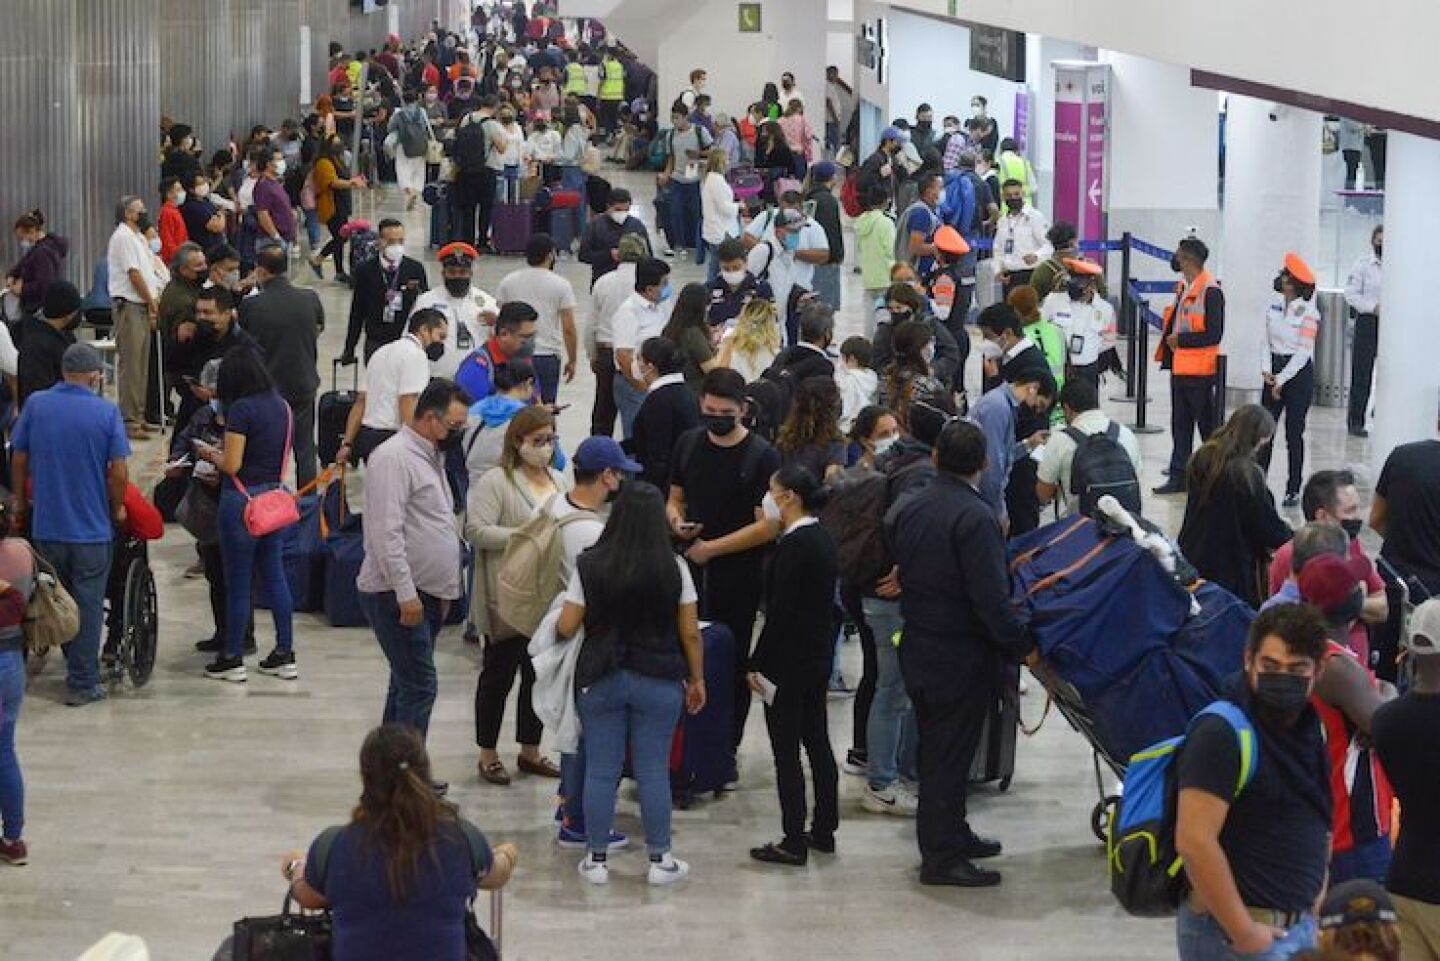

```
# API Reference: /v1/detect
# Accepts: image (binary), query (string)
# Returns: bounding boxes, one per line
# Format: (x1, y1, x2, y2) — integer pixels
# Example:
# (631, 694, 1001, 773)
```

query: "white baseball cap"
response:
(1408, 598, 1440, 656)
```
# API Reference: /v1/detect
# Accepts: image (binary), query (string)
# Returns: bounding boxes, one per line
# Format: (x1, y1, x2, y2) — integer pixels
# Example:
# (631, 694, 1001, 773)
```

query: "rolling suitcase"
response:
(670, 622, 736, 807)
(491, 201, 534, 255)
(969, 663, 1019, 789)
(318, 361, 359, 469)
(427, 182, 453, 248)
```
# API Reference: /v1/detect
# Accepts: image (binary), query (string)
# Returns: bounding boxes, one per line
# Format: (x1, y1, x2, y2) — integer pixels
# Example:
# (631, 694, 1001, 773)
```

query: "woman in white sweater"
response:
(701, 150, 741, 284)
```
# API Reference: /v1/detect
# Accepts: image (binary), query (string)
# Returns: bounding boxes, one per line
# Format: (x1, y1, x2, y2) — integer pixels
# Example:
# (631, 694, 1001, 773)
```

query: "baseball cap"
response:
(810, 160, 837, 182)
(1319, 879, 1398, 930)
(62, 342, 104, 375)
(1297, 553, 1370, 623)
(43, 280, 82, 320)
(1408, 598, 1440, 656)
(880, 125, 902, 143)
(573, 437, 642, 475)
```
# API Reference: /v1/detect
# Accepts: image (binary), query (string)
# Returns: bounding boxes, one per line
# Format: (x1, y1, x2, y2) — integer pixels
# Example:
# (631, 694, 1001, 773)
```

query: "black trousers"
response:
(1342, 149, 1363, 190)
(841, 581, 876, 755)
(699, 556, 765, 751)
(1067, 360, 1101, 391)
(763, 677, 839, 849)
(474, 634, 543, 749)
(1349, 313, 1378, 431)
(1005, 458, 1042, 537)
(908, 677, 993, 870)
(352, 425, 397, 465)
(1167, 375, 1218, 477)
(288, 394, 318, 491)
(589, 345, 617, 437)
(199, 542, 253, 649)
(1259, 358, 1313, 497)
(318, 212, 349, 277)
(456, 167, 498, 248)
(941, 285, 974, 397)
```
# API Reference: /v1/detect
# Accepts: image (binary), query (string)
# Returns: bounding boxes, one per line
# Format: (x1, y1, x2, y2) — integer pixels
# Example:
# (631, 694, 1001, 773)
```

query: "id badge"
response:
(1069, 334, 1085, 356)
(684, 161, 699, 181)
(384, 290, 403, 324)
(1004, 237, 1015, 255)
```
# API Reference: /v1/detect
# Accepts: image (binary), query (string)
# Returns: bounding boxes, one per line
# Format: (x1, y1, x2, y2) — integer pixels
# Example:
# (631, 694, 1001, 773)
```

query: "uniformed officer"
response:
(1153, 236, 1225, 495)
(1258, 252, 1320, 507)
(407, 242, 500, 380)
(1040, 258, 1117, 389)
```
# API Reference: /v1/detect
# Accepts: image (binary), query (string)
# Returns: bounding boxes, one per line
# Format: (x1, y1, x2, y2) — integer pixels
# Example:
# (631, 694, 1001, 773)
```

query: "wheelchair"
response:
(102, 536, 158, 688)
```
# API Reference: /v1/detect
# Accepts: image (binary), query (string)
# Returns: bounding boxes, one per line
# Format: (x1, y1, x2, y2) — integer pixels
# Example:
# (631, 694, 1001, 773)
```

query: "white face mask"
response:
(174, 190, 187, 206)
(149, 236, 162, 254)
(971, 104, 984, 118)
(978, 339, 1004, 361)
(873, 434, 899, 458)
(762, 491, 782, 523)
(720, 269, 746, 287)
(194, 183, 210, 198)
(609, 209, 629, 225)
(383, 243, 405, 264)
(274, 159, 287, 177)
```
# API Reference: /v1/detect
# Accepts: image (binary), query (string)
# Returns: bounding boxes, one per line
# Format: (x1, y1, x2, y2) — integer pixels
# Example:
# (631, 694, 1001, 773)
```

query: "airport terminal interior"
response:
(2, 1, 1439, 960)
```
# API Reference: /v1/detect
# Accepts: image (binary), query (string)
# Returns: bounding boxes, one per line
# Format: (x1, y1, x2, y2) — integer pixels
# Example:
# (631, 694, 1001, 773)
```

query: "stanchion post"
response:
(1120, 232, 1136, 399)
(1213, 354, 1229, 427)
(1129, 296, 1163, 434)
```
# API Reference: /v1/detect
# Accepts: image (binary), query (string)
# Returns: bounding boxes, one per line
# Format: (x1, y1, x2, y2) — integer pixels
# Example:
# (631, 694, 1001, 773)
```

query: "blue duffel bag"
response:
(257, 494, 325, 612)
(323, 514, 367, 628)
(1088, 647, 1217, 765)
(1171, 580, 1253, 692)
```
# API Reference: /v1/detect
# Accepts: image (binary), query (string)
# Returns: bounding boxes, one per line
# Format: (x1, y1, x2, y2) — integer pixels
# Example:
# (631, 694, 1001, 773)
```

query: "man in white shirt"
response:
(1040, 258, 1117, 388)
(339, 308, 449, 465)
(1343, 224, 1382, 438)
(745, 208, 826, 343)
(107, 195, 159, 438)
(408, 242, 499, 380)
(495, 233, 578, 404)
(587, 234, 648, 438)
(778, 71, 806, 110)
(1036, 378, 1141, 518)
(994, 179, 1052, 299)
(611, 257, 673, 439)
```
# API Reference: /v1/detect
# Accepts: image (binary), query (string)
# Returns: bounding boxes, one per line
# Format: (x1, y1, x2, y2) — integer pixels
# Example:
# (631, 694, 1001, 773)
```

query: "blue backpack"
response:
(1108, 701, 1259, 917)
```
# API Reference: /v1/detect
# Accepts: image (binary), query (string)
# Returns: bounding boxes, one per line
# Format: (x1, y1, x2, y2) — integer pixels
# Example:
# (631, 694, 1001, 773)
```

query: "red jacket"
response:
(158, 203, 189, 265)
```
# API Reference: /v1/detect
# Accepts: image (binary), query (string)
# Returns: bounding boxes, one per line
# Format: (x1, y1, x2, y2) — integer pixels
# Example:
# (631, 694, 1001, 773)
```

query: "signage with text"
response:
(970, 25, 1026, 83)
(1053, 62, 1111, 246)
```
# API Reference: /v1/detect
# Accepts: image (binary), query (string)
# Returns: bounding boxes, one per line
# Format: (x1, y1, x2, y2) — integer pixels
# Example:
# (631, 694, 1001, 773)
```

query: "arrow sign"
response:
(1088, 179, 1102, 208)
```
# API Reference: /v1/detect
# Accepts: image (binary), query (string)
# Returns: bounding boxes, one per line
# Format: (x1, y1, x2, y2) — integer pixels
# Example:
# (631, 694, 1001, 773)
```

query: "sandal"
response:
(517, 754, 562, 779)
(478, 758, 511, 786)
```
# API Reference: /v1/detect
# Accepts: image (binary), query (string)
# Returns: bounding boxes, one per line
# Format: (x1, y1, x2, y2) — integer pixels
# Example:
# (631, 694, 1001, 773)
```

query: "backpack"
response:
(1064, 422, 1141, 518)
(745, 376, 787, 443)
(347, 227, 380, 275)
(1109, 702, 1259, 917)
(496, 494, 599, 637)
(893, 200, 939, 265)
(454, 116, 490, 173)
(396, 107, 429, 157)
(647, 128, 672, 171)
(818, 467, 891, 587)
(840, 169, 862, 218)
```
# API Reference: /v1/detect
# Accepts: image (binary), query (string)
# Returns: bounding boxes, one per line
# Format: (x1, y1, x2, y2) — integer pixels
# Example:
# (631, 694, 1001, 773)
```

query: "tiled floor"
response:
(3, 171, 1374, 960)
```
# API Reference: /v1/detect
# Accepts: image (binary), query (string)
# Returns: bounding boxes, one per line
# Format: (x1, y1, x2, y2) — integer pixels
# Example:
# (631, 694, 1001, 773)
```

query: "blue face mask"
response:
(783, 232, 800, 252)
(659, 283, 673, 302)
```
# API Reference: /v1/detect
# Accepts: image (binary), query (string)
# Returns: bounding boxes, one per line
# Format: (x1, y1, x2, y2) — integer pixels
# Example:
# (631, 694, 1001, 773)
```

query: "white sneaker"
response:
(577, 853, 609, 885)
(862, 783, 918, 817)
(647, 854, 690, 886)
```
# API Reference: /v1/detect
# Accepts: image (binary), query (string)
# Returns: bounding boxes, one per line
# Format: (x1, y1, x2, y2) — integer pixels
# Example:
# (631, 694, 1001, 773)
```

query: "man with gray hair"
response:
(1260, 522, 1350, 612)
(765, 299, 836, 385)
(11, 343, 131, 706)
(107, 195, 158, 439)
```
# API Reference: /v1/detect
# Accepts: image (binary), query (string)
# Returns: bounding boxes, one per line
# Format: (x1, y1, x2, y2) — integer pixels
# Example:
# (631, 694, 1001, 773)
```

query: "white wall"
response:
(891, 0, 1440, 124)
(885, 10, 1020, 134)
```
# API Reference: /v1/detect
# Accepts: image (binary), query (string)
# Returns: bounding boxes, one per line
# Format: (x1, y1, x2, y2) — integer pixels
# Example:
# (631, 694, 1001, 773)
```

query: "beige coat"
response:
(465, 464, 570, 637)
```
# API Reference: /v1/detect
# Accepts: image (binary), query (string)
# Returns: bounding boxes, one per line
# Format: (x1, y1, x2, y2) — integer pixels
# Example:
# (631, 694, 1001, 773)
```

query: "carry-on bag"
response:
(490, 201, 534, 255)
(969, 663, 1020, 789)
(670, 622, 736, 807)
(318, 361, 359, 469)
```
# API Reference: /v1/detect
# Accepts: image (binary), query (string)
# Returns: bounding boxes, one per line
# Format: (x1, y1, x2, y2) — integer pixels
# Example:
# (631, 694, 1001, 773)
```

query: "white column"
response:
(1219, 96, 1322, 393)
(1371, 133, 1440, 474)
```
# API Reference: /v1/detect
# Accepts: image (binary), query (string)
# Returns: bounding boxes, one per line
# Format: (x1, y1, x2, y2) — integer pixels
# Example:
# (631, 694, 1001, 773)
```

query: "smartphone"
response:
(181, 375, 198, 385)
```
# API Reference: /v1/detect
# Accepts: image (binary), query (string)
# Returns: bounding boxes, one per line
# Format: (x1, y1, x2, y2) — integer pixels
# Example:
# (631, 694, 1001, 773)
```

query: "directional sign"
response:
(1052, 62, 1110, 246)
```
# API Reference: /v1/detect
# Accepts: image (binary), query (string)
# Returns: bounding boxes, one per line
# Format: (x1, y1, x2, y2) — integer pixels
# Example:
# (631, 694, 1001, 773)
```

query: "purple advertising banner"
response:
(1053, 63, 1110, 246)
(1013, 90, 1030, 155)
(1084, 98, 1108, 244)
(1053, 99, 1083, 229)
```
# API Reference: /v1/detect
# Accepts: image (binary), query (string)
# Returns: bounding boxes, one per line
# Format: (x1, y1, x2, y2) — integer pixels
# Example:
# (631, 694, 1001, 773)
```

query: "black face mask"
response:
(425, 341, 445, 362)
(702, 413, 738, 437)
(889, 309, 911, 323)
(444, 277, 471, 297)
(1373, 244, 1383, 259)
(515, 335, 536, 359)
(1252, 672, 1311, 719)
(1005, 198, 1024, 213)
(1065, 280, 1088, 301)
(64, 313, 84, 332)
(1169, 254, 1183, 273)
(1273, 274, 1286, 294)
(1341, 518, 1364, 540)
(439, 426, 464, 452)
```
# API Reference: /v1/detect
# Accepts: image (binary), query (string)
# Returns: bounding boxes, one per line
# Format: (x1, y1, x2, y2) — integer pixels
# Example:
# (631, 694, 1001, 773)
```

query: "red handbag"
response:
(231, 405, 301, 537)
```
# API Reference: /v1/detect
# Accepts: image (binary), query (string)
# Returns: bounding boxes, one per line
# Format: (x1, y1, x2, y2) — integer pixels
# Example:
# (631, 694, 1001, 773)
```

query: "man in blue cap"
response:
(857, 126, 905, 209)
(805, 162, 845, 309)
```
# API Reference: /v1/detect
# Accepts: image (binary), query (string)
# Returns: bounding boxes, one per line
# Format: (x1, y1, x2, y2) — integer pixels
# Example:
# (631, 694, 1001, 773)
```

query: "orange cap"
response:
(934, 225, 970, 257)
(438, 242, 480, 265)
(1063, 257, 1103, 277)
(1283, 252, 1315, 286)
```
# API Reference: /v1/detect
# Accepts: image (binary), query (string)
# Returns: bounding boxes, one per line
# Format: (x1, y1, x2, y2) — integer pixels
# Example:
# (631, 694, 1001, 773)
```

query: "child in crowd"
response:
(834, 336, 879, 436)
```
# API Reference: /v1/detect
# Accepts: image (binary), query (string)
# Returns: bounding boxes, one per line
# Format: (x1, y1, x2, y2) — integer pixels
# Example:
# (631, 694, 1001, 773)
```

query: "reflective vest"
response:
(1156, 270, 1220, 377)
(996, 150, 1033, 204)
(563, 61, 586, 97)
(599, 59, 625, 100)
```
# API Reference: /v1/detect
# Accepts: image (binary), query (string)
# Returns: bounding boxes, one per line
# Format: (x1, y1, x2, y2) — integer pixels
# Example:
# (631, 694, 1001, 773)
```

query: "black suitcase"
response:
(318, 360, 359, 468)
(427, 183, 453, 249)
(969, 663, 1019, 790)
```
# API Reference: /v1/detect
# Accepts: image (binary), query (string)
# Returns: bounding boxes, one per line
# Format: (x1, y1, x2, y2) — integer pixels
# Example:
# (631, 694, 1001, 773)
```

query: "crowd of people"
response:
(1, 4, 1437, 961)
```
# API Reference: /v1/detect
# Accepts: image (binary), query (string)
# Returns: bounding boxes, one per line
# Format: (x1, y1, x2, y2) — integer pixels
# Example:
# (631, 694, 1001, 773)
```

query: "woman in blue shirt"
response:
(284, 725, 517, 961)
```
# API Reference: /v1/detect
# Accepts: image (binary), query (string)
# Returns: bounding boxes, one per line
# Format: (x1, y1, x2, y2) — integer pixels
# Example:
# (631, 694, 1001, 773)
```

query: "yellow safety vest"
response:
(564, 61, 586, 97)
(997, 150, 1033, 204)
(600, 60, 625, 101)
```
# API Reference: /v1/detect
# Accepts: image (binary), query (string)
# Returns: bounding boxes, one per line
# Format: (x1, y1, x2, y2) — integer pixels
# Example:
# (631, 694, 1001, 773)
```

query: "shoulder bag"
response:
(231, 405, 301, 538)
(23, 545, 80, 654)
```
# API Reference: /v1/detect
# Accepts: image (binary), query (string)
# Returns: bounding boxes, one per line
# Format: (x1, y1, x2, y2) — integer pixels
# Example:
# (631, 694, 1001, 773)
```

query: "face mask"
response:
(149, 236, 163, 254)
(439, 426, 464, 452)
(1373, 244, 1382, 259)
(1341, 518, 1364, 540)
(1252, 671, 1311, 718)
(425, 92, 438, 103)
(223, 270, 240, 287)
(782, 233, 801, 252)
(1169, 254, 1183, 273)
(873, 434, 899, 458)
(444, 277, 470, 297)
(978, 339, 1003, 361)
(18, 241, 33, 254)
(1005, 197, 1024, 213)
(971, 104, 984, 117)
(1066, 279, 1089, 301)
(609, 209, 629, 225)
(761, 491, 782, 523)
(384, 243, 405, 264)
(274, 159, 287, 177)
(917, 116, 933, 127)
(889, 309, 911, 323)
(659, 283, 674, 302)
(519, 443, 553, 467)
(1272, 274, 1286, 294)
(702, 412, 738, 437)
(943, 124, 959, 135)
(195, 184, 210, 198)
(424, 340, 445, 362)
(174, 190, 187, 206)
(720, 269, 746, 287)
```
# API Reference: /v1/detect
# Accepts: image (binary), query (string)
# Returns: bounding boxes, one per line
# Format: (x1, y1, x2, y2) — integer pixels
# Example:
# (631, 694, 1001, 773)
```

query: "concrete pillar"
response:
(1371, 132, 1440, 473)
(1219, 95, 1322, 393)
(161, 0, 234, 160)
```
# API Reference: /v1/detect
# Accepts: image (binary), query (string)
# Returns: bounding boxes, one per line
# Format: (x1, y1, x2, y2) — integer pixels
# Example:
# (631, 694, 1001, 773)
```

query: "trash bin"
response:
(1314, 288, 1350, 408)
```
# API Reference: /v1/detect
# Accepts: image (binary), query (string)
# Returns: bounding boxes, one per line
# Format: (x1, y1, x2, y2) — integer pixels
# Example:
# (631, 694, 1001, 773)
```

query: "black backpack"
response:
(453, 117, 489, 173)
(1065, 421, 1141, 518)
(818, 467, 891, 587)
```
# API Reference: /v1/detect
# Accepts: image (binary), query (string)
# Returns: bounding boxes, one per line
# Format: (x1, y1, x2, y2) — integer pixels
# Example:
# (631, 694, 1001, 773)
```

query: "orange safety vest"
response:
(1156, 269, 1220, 377)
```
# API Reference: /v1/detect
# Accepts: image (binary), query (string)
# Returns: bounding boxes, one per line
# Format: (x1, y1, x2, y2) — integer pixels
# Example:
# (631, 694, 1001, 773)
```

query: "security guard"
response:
(1040, 258, 1117, 389)
(1258, 253, 1320, 507)
(563, 51, 588, 100)
(1154, 236, 1225, 495)
(598, 48, 626, 137)
(407, 242, 499, 380)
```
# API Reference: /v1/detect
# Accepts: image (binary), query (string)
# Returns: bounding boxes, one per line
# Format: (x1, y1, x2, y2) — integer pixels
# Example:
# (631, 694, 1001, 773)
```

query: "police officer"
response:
(1040, 258, 1117, 390)
(1259, 253, 1320, 507)
(1154, 236, 1225, 496)
(407, 242, 499, 380)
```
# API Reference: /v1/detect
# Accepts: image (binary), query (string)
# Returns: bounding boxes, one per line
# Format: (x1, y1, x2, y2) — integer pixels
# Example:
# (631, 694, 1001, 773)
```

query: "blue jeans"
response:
(218, 486, 293, 658)
(559, 165, 588, 234)
(811, 263, 841, 311)
(36, 539, 112, 692)
(361, 590, 444, 739)
(613, 374, 646, 441)
(861, 598, 917, 789)
(559, 743, 586, 832)
(668, 180, 702, 253)
(303, 208, 321, 249)
(0, 648, 24, 840)
(1176, 904, 1317, 961)
(578, 669, 684, 857)
(532, 353, 561, 406)
(705, 244, 722, 285)
(1330, 835, 1393, 885)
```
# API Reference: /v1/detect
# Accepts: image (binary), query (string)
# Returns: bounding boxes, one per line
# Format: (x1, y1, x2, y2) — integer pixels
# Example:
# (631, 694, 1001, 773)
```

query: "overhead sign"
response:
(970, 26, 1026, 83)
(1053, 62, 1111, 246)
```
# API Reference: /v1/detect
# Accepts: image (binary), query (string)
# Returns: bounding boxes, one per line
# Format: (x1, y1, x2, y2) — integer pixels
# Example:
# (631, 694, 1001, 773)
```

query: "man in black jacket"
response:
(168, 285, 261, 448)
(16, 280, 80, 408)
(341, 218, 429, 364)
(885, 419, 1031, 888)
(577, 188, 650, 288)
(239, 247, 324, 488)
(765, 301, 836, 384)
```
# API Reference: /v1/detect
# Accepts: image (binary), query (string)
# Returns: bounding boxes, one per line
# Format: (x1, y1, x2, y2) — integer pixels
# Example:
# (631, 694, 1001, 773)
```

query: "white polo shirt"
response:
(611, 291, 671, 376)
(360, 334, 431, 431)
(409, 285, 500, 380)
(106, 224, 153, 303)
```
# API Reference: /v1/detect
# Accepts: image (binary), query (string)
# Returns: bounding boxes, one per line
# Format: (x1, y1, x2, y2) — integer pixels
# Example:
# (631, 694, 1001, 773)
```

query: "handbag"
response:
(232, 406, 302, 538)
(22, 546, 80, 654)
(230, 893, 332, 961)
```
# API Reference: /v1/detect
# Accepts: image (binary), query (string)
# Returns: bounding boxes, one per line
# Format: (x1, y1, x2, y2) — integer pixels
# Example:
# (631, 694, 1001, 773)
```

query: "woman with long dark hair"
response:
(754, 122, 796, 197)
(748, 465, 840, 865)
(557, 482, 705, 887)
(1178, 404, 1293, 607)
(283, 724, 517, 961)
(759, 83, 782, 121)
(776, 375, 846, 481)
(661, 282, 719, 394)
(880, 318, 948, 433)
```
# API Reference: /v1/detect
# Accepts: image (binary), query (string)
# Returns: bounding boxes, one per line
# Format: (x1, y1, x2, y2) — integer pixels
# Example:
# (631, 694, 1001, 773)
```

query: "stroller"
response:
(1011, 497, 1254, 841)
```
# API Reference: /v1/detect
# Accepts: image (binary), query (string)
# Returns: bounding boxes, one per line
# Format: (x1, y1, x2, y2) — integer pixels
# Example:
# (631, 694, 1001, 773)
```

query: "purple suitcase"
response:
(491, 201, 534, 255)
